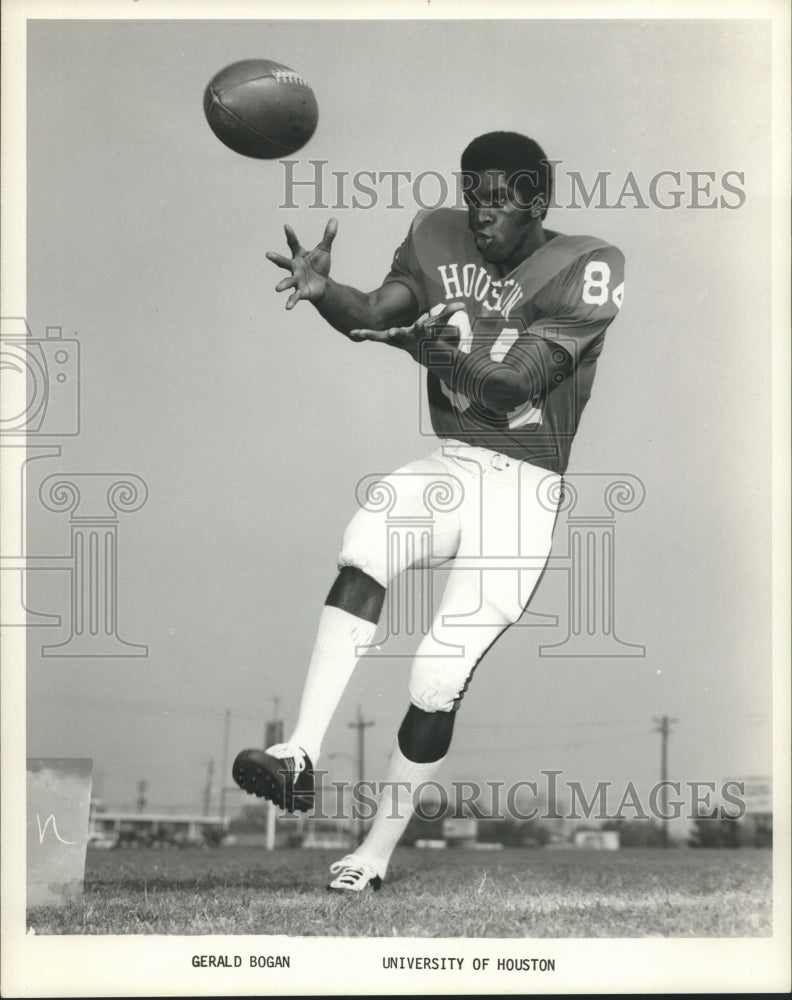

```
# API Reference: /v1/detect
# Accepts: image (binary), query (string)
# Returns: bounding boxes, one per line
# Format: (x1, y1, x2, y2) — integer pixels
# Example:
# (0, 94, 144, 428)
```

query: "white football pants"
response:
(338, 440, 562, 712)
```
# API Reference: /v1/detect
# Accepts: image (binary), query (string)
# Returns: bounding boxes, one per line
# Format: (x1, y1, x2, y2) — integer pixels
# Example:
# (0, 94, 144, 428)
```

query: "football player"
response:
(233, 132, 624, 891)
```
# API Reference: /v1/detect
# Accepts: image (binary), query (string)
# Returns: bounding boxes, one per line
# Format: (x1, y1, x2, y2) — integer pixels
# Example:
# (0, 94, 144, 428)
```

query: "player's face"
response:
(464, 170, 540, 270)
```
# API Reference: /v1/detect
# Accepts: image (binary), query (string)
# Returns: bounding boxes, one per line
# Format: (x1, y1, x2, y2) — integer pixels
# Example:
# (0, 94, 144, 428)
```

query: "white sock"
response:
(286, 605, 377, 765)
(353, 742, 446, 879)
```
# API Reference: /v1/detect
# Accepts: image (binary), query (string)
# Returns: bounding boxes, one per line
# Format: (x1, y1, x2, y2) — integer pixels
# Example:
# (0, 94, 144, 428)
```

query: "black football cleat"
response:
(232, 744, 315, 813)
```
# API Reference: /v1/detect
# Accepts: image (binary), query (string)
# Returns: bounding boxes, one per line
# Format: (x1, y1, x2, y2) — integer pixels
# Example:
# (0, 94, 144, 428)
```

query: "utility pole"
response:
(265, 696, 283, 852)
(653, 715, 678, 847)
(264, 697, 283, 749)
(136, 779, 147, 814)
(349, 705, 374, 840)
(202, 759, 215, 816)
(219, 708, 231, 821)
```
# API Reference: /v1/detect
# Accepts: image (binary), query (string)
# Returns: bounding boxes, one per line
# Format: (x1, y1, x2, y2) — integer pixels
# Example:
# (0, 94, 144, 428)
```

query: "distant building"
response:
(226, 803, 301, 847)
(573, 829, 620, 850)
(442, 817, 478, 847)
(722, 775, 772, 847)
(91, 811, 228, 846)
(302, 819, 355, 850)
(225, 803, 355, 849)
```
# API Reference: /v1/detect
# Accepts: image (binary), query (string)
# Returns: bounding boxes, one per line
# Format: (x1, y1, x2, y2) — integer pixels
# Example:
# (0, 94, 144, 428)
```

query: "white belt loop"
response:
(440, 440, 516, 474)
(489, 451, 512, 471)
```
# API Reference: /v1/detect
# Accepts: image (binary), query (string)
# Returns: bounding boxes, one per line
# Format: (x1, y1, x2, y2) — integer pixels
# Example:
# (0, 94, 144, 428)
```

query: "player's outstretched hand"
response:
(266, 218, 338, 310)
(349, 302, 466, 357)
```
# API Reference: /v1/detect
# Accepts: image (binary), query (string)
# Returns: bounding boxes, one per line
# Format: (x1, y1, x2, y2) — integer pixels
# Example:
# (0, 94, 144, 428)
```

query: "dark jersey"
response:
(384, 208, 624, 474)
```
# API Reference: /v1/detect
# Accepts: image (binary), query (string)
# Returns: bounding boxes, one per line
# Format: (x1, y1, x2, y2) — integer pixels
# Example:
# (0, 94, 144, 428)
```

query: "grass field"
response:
(27, 845, 771, 938)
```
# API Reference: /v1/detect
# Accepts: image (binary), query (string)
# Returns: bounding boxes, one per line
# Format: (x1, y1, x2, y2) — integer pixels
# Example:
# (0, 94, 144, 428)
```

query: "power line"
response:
(460, 720, 649, 732)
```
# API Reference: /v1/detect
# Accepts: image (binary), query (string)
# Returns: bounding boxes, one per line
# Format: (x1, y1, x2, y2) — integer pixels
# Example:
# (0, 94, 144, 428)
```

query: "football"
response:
(203, 58, 318, 159)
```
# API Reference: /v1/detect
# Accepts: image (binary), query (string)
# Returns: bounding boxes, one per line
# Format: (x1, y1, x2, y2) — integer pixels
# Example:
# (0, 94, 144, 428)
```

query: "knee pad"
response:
(398, 704, 455, 763)
(337, 508, 389, 588)
(338, 463, 462, 589)
(325, 566, 385, 624)
(407, 601, 514, 713)
(408, 657, 471, 714)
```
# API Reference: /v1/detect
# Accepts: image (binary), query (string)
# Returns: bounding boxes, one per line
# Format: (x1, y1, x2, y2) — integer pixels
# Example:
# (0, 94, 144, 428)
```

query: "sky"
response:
(17, 16, 777, 835)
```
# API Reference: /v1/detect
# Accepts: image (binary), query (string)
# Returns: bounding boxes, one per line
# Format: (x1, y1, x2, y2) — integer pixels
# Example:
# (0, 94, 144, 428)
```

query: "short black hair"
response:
(460, 131, 552, 219)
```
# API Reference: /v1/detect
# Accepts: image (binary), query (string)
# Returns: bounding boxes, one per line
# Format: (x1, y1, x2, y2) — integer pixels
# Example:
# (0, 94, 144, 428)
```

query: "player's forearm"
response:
(312, 279, 386, 336)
